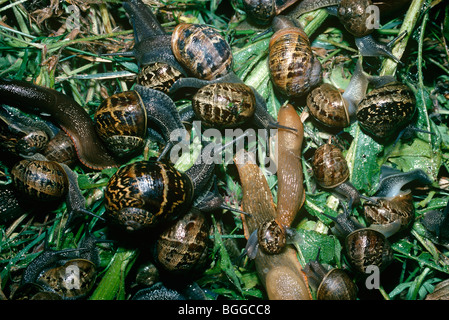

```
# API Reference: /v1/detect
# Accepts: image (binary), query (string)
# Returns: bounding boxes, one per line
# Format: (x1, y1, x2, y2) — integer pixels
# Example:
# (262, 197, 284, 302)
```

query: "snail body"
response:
(123, 0, 186, 93)
(154, 207, 210, 274)
(356, 82, 416, 140)
(0, 78, 120, 170)
(268, 15, 322, 97)
(303, 258, 357, 300)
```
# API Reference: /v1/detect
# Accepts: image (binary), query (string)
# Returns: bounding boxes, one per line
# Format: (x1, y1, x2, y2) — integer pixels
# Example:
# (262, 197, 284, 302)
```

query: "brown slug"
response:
(0, 78, 120, 170)
(234, 149, 311, 300)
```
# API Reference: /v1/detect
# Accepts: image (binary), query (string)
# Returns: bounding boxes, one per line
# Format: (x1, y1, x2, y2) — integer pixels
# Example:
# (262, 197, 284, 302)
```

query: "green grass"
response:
(0, 0, 448, 301)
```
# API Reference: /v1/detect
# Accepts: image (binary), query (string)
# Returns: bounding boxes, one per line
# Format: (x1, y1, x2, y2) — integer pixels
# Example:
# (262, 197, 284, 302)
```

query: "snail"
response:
(241, 0, 301, 25)
(292, 0, 407, 62)
(123, 0, 187, 93)
(306, 58, 394, 129)
(325, 206, 399, 273)
(168, 24, 288, 132)
(303, 254, 357, 300)
(0, 78, 120, 170)
(190, 82, 256, 128)
(94, 85, 187, 159)
(0, 105, 54, 158)
(253, 104, 305, 255)
(268, 15, 322, 97)
(356, 82, 416, 141)
(10, 158, 100, 228)
(42, 130, 77, 167)
(235, 149, 311, 300)
(363, 166, 432, 231)
(17, 232, 101, 300)
(312, 142, 371, 210)
(153, 207, 211, 275)
(104, 137, 248, 232)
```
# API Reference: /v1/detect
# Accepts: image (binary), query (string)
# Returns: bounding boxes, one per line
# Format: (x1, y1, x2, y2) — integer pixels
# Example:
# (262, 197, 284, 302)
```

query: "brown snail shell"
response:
(337, 0, 373, 38)
(312, 143, 349, 189)
(307, 83, 351, 128)
(356, 82, 416, 140)
(171, 23, 233, 81)
(345, 228, 393, 273)
(268, 16, 322, 97)
(303, 259, 357, 300)
(242, 0, 301, 25)
(11, 159, 69, 202)
(137, 62, 184, 94)
(94, 91, 147, 158)
(154, 208, 210, 274)
(364, 191, 414, 231)
(257, 219, 286, 255)
(192, 82, 256, 128)
(104, 160, 194, 232)
(36, 258, 97, 300)
(43, 131, 77, 167)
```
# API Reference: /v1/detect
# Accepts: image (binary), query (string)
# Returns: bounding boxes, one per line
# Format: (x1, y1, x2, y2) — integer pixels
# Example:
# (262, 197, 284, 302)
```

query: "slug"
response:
(276, 103, 305, 228)
(234, 150, 311, 300)
(0, 78, 120, 170)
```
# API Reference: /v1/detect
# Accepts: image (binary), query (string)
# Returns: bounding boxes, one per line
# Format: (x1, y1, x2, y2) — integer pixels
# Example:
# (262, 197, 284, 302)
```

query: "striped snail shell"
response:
(171, 23, 233, 81)
(94, 91, 147, 157)
(11, 159, 69, 202)
(268, 15, 322, 97)
(192, 82, 256, 128)
(104, 160, 194, 232)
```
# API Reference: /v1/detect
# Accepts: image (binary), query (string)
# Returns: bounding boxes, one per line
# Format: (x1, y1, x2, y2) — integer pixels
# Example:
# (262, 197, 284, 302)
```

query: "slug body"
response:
(235, 150, 311, 300)
(268, 16, 322, 97)
(124, 0, 186, 93)
(274, 103, 305, 227)
(0, 78, 120, 170)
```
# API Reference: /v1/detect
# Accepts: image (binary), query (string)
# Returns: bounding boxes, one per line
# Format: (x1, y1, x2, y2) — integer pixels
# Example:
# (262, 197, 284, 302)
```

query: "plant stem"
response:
(380, 0, 427, 76)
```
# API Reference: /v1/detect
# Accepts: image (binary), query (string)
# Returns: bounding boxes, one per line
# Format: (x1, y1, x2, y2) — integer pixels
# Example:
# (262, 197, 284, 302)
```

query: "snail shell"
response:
(303, 259, 357, 300)
(307, 83, 351, 128)
(11, 159, 68, 202)
(154, 208, 210, 274)
(345, 228, 393, 273)
(192, 82, 256, 128)
(94, 91, 147, 157)
(172, 24, 233, 81)
(268, 16, 322, 97)
(364, 191, 414, 231)
(36, 258, 97, 300)
(257, 220, 286, 255)
(43, 131, 77, 166)
(137, 62, 184, 94)
(356, 82, 416, 140)
(312, 143, 349, 189)
(104, 160, 194, 232)
(337, 0, 373, 38)
(242, 0, 301, 25)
